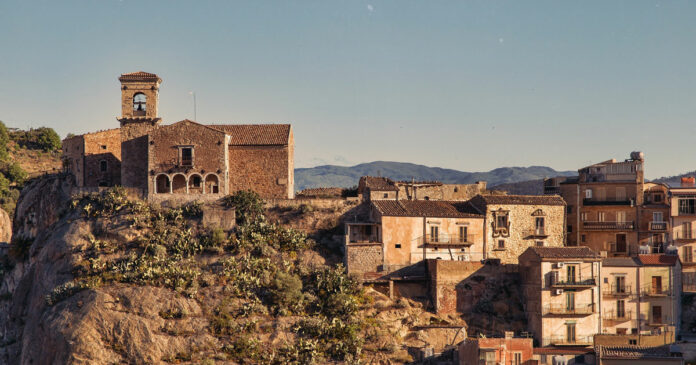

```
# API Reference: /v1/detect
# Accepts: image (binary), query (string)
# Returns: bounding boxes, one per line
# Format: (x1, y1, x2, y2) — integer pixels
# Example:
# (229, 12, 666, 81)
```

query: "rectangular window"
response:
(100, 145, 107, 150)
(598, 212, 606, 222)
(684, 222, 693, 239)
(566, 292, 575, 311)
(652, 305, 662, 324)
(513, 352, 522, 365)
(616, 211, 626, 223)
(497, 240, 505, 249)
(585, 189, 593, 199)
(180, 147, 193, 166)
(581, 234, 586, 243)
(99, 160, 108, 172)
(567, 265, 576, 283)
(683, 246, 693, 263)
(679, 198, 696, 215)
(654, 194, 663, 203)
(615, 276, 626, 293)
(652, 276, 662, 294)
(496, 214, 508, 229)
(567, 225, 573, 233)
(567, 205, 573, 214)
(430, 226, 439, 242)
(459, 226, 468, 243)
(536, 241, 544, 247)
(581, 212, 588, 221)
(653, 212, 663, 222)
(616, 187, 626, 201)
(617, 299, 625, 318)
(566, 323, 576, 342)
(383, 193, 388, 198)
(629, 339, 637, 345)
(395, 244, 401, 249)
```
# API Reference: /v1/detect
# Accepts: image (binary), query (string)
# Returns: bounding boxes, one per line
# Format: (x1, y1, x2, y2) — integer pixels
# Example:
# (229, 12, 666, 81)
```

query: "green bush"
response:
(267, 271, 304, 314)
(0, 121, 8, 161)
(222, 190, 264, 224)
(3, 162, 26, 186)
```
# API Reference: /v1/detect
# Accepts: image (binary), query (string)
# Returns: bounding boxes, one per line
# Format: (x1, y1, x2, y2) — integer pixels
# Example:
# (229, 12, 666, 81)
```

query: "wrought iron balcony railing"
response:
(552, 276, 597, 288)
(422, 234, 479, 247)
(603, 310, 632, 321)
(583, 221, 635, 230)
(544, 335, 593, 346)
(640, 284, 673, 297)
(602, 285, 633, 297)
(649, 221, 668, 231)
(526, 227, 548, 237)
(543, 303, 595, 316)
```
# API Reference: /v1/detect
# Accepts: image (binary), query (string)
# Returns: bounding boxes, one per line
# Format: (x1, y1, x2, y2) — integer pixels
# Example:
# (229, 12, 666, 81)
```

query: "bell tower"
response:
(118, 71, 162, 189)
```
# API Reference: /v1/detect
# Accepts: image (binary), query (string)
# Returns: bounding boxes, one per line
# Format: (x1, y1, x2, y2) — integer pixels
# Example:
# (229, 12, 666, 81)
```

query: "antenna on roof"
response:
(189, 91, 197, 121)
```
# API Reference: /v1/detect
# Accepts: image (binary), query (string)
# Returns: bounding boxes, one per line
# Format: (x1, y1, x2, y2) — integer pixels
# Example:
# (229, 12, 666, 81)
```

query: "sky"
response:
(1, 1, 695, 179)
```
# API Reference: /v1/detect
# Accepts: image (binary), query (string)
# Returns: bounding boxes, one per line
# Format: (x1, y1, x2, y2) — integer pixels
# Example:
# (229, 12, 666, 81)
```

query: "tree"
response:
(34, 127, 61, 152)
(0, 121, 9, 161)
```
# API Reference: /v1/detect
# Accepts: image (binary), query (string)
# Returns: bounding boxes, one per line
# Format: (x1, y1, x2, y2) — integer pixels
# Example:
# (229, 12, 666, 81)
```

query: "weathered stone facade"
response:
(469, 195, 566, 264)
(344, 243, 383, 275)
(62, 72, 294, 199)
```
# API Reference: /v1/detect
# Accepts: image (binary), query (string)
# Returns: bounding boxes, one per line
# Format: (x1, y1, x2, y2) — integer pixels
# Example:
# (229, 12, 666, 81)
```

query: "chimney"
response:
(681, 177, 695, 188)
(504, 331, 514, 339)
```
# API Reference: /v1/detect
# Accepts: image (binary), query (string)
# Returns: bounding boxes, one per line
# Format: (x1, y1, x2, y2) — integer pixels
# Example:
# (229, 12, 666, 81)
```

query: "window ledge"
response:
(493, 248, 506, 251)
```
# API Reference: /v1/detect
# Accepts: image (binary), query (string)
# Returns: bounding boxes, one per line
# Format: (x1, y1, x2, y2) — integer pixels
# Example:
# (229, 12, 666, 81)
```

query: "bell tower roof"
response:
(118, 71, 162, 83)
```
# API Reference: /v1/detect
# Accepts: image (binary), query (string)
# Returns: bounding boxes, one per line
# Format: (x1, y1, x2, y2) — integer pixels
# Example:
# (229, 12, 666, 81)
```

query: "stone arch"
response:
(204, 173, 220, 194)
(532, 209, 546, 216)
(172, 174, 187, 194)
(188, 173, 203, 194)
(155, 174, 171, 194)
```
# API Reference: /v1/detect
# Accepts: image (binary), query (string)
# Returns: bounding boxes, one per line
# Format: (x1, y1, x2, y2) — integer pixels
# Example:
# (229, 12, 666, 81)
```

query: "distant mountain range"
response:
(294, 161, 576, 192)
(652, 171, 696, 187)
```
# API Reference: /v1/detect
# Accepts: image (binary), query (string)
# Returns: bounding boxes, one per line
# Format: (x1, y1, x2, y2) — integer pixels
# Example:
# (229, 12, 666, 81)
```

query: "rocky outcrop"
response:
(0, 209, 10, 243)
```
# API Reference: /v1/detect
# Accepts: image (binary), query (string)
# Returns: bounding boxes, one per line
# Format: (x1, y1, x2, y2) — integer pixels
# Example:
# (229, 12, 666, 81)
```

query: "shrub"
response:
(3, 162, 26, 185)
(341, 185, 359, 198)
(222, 190, 264, 224)
(9, 236, 33, 260)
(0, 121, 8, 161)
(267, 271, 304, 314)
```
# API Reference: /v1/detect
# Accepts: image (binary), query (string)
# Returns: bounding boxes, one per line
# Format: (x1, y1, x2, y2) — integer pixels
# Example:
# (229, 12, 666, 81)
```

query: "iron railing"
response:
(603, 310, 633, 321)
(602, 285, 633, 297)
(649, 221, 668, 231)
(583, 221, 635, 230)
(552, 276, 597, 288)
(673, 230, 696, 240)
(526, 227, 548, 237)
(422, 234, 478, 246)
(543, 303, 595, 316)
(544, 335, 593, 346)
(640, 284, 673, 297)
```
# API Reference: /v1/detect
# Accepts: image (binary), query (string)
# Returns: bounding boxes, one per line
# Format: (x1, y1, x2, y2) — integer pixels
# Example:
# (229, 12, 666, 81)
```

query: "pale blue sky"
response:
(1, 1, 695, 178)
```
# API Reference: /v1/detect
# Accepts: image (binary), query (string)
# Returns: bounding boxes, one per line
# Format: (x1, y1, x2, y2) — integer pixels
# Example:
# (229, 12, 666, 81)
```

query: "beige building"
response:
(600, 255, 681, 337)
(458, 332, 533, 365)
(519, 247, 602, 348)
(344, 200, 485, 275)
(668, 177, 696, 292)
(468, 195, 566, 264)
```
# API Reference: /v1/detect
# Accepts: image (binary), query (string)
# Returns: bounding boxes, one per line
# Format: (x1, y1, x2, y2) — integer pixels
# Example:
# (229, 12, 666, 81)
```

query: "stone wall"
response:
(485, 204, 565, 264)
(61, 136, 84, 186)
(228, 145, 291, 199)
(83, 129, 121, 187)
(397, 182, 487, 201)
(121, 120, 160, 189)
(427, 259, 484, 314)
(345, 244, 382, 275)
(120, 80, 159, 119)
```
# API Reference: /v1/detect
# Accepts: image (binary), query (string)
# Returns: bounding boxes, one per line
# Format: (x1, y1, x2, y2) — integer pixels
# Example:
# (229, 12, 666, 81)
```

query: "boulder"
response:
(0, 207, 10, 242)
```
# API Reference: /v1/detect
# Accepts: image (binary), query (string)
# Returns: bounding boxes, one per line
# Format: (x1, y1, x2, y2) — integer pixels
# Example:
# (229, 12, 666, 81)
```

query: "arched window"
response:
(155, 174, 170, 194)
(133, 93, 147, 116)
(205, 174, 219, 194)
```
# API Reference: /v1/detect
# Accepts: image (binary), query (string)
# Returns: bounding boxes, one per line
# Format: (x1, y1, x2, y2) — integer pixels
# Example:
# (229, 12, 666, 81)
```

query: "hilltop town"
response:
(0, 72, 693, 365)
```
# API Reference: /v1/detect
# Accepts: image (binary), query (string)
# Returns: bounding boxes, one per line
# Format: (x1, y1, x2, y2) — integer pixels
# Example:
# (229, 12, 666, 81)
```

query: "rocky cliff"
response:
(0, 176, 463, 364)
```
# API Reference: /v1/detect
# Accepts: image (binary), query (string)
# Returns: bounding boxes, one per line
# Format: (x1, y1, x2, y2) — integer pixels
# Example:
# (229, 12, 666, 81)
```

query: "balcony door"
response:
(535, 217, 545, 235)
(566, 323, 576, 342)
(567, 265, 577, 283)
(652, 306, 662, 324)
(615, 276, 626, 293)
(430, 226, 439, 243)
(566, 291, 575, 311)
(652, 276, 662, 294)
(684, 222, 693, 239)
(617, 299, 625, 318)
(616, 234, 627, 253)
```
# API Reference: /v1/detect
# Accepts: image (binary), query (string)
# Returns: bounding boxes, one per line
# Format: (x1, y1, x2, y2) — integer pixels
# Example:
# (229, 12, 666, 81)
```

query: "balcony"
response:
(649, 221, 668, 231)
(526, 227, 549, 238)
(422, 234, 478, 248)
(583, 221, 634, 231)
(545, 335, 593, 347)
(647, 316, 673, 326)
(673, 230, 696, 241)
(602, 285, 633, 297)
(552, 276, 597, 289)
(640, 285, 673, 298)
(583, 198, 632, 206)
(608, 243, 629, 255)
(544, 304, 595, 316)
(603, 310, 633, 322)
(346, 223, 381, 244)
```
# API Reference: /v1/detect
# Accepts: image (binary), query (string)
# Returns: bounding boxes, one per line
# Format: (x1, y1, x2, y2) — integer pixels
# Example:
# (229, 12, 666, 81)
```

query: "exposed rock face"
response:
(0, 209, 10, 243)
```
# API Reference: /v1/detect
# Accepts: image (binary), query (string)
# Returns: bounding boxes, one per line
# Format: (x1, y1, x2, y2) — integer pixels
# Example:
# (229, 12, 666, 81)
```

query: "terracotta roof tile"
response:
(372, 200, 483, 218)
(526, 246, 601, 259)
(637, 254, 679, 266)
(602, 257, 641, 267)
(359, 176, 399, 191)
(118, 71, 161, 82)
(209, 124, 291, 146)
(600, 345, 678, 359)
(472, 194, 566, 206)
(534, 347, 594, 355)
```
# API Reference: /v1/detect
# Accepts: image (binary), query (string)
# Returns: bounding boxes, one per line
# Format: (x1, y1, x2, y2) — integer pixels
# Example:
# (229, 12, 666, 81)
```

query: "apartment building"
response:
(458, 332, 534, 365)
(600, 255, 681, 336)
(468, 195, 566, 264)
(668, 177, 696, 292)
(344, 200, 485, 275)
(549, 152, 670, 256)
(519, 247, 603, 348)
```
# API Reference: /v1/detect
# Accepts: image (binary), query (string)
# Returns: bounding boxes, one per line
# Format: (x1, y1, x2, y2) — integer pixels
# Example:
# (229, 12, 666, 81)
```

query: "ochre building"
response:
(63, 72, 294, 199)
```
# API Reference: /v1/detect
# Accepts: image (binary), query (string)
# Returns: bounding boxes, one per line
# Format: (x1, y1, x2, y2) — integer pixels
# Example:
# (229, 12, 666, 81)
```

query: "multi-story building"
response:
(519, 247, 603, 348)
(595, 345, 684, 365)
(356, 176, 488, 202)
(468, 195, 566, 264)
(668, 177, 696, 292)
(550, 152, 670, 256)
(458, 332, 533, 365)
(600, 255, 681, 337)
(344, 200, 485, 275)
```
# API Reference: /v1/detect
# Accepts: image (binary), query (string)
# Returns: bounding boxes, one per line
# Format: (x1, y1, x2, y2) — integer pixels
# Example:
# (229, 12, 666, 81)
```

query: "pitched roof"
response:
(118, 71, 161, 82)
(471, 194, 566, 206)
(359, 176, 399, 191)
(372, 200, 483, 218)
(209, 124, 291, 145)
(638, 254, 679, 266)
(533, 347, 594, 355)
(602, 257, 641, 267)
(600, 345, 679, 359)
(525, 246, 601, 259)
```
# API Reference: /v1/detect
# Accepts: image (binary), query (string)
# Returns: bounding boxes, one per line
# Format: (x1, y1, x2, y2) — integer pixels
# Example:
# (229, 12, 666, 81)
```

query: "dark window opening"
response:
(567, 205, 573, 214)
(395, 244, 401, 249)
(497, 240, 505, 249)
(180, 147, 193, 166)
(99, 160, 107, 172)
(383, 193, 388, 198)
(567, 225, 573, 233)
(101, 145, 107, 150)
(192, 175, 201, 188)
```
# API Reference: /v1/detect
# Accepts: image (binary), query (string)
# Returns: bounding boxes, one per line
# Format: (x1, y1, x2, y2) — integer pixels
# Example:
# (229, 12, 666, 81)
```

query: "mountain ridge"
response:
(295, 161, 576, 191)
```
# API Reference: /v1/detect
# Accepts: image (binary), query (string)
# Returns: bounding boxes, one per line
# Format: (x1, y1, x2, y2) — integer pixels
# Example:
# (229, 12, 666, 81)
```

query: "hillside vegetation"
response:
(295, 161, 575, 191)
(0, 178, 463, 364)
(0, 122, 62, 215)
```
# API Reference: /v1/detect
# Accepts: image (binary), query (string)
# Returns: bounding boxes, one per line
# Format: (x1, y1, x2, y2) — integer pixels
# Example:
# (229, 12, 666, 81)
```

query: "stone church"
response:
(63, 72, 294, 199)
